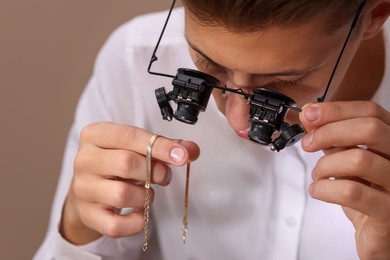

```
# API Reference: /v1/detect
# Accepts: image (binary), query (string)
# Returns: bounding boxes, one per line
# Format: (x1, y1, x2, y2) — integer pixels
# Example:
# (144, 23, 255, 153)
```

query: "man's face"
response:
(184, 11, 362, 139)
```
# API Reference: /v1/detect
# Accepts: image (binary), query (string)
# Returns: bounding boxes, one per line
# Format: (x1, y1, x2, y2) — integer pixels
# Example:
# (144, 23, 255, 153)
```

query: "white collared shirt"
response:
(34, 8, 390, 260)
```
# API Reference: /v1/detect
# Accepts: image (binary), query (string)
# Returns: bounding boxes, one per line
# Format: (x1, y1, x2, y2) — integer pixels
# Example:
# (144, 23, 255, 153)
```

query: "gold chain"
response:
(143, 134, 192, 250)
(143, 134, 159, 252)
(143, 188, 151, 251)
(182, 162, 190, 244)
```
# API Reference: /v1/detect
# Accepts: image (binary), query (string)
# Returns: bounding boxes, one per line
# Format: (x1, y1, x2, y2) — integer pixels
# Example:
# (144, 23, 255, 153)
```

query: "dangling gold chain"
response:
(182, 162, 190, 244)
(143, 134, 192, 250)
(143, 134, 159, 252)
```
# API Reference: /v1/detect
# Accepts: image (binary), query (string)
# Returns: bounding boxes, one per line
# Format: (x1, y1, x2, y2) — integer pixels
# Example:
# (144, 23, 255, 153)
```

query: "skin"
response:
(61, 0, 390, 259)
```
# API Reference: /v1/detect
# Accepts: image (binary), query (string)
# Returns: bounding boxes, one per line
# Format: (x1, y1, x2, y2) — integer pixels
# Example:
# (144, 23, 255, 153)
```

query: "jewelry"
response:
(143, 134, 159, 252)
(182, 162, 191, 244)
(142, 134, 192, 250)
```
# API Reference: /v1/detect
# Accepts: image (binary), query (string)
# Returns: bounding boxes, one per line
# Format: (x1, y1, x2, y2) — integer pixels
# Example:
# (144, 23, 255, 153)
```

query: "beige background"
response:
(0, 0, 177, 259)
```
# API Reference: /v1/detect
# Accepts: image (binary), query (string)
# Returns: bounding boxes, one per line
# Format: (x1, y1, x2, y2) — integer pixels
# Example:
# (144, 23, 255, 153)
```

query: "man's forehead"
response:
(184, 16, 337, 76)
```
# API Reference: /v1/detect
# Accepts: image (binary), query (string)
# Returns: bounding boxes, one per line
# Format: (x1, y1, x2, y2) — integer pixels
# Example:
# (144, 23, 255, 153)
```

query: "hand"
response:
(60, 122, 200, 245)
(299, 101, 390, 260)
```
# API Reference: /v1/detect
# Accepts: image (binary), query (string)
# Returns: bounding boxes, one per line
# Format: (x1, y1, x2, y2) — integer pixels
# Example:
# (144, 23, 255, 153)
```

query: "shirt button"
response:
(285, 216, 297, 228)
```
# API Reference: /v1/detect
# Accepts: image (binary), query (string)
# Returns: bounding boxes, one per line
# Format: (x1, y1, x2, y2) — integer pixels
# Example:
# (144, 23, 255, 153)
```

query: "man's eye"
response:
(275, 78, 304, 88)
(194, 54, 223, 70)
(195, 57, 212, 68)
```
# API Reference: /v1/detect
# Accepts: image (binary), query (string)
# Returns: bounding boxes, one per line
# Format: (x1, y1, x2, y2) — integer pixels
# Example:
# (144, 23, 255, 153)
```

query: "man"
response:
(35, 0, 390, 259)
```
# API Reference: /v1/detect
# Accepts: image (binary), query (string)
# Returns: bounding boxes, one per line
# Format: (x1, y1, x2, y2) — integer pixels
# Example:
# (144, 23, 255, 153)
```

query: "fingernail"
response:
(304, 106, 320, 122)
(170, 147, 185, 163)
(302, 132, 313, 147)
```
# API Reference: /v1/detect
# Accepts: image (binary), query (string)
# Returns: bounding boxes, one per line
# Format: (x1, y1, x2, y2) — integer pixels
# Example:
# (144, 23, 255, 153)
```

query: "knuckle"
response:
(71, 177, 84, 198)
(73, 150, 90, 171)
(80, 123, 100, 141)
(118, 126, 137, 147)
(349, 149, 371, 171)
(117, 152, 136, 175)
(112, 183, 130, 208)
(365, 102, 383, 118)
(79, 126, 92, 141)
(363, 117, 385, 137)
(340, 182, 363, 203)
(103, 220, 124, 238)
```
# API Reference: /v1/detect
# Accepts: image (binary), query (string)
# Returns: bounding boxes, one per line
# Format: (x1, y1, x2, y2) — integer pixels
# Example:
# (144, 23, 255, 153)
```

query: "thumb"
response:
(176, 140, 201, 162)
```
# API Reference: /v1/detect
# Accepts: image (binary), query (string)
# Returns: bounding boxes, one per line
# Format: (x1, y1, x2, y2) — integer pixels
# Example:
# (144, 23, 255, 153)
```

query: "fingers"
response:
(77, 201, 145, 238)
(299, 101, 390, 156)
(312, 149, 390, 191)
(309, 179, 390, 221)
(75, 148, 172, 185)
(309, 147, 390, 222)
(63, 122, 201, 243)
(80, 122, 200, 166)
(300, 101, 390, 132)
(299, 101, 390, 256)
(73, 177, 154, 209)
(302, 117, 390, 155)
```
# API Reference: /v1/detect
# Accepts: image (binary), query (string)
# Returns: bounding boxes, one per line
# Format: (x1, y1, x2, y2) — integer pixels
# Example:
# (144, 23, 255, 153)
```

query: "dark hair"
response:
(182, 0, 363, 33)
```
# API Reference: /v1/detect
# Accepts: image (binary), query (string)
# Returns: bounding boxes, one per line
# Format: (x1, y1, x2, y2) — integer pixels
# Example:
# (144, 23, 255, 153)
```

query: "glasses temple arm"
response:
(147, 0, 177, 78)
(317, 0, 367, 102)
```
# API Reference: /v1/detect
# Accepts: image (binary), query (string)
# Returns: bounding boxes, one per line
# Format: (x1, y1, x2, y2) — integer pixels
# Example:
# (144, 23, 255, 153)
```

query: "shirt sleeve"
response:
(33, 17, 155, 260)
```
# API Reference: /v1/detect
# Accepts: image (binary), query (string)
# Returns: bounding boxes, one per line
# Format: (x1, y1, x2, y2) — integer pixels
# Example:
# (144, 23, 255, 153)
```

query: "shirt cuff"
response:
(50, 226, 102, 260)
(51, 217, 145, 259)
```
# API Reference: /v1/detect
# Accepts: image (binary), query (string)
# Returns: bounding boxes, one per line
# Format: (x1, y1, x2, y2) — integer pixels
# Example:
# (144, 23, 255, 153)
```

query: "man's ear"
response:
(362, 0, 390, 40)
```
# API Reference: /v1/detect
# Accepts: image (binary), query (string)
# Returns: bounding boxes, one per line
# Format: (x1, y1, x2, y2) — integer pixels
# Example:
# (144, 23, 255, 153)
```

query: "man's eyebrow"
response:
(186, 38, 225, 67)
(185, 36, 321, 77)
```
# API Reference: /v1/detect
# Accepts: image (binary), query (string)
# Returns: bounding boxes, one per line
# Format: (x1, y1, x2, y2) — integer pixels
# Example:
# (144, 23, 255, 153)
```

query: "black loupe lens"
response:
(248, 122, 275, 145)
(174, 102, 201, 124)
